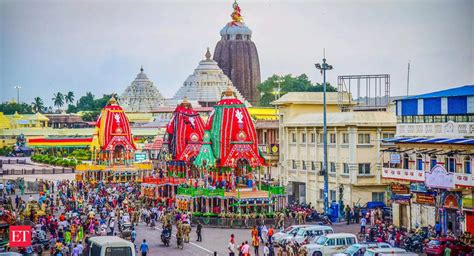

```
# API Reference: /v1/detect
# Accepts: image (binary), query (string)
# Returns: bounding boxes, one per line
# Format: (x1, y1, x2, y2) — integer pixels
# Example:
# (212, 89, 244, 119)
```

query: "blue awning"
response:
(383, 137, 474, 145)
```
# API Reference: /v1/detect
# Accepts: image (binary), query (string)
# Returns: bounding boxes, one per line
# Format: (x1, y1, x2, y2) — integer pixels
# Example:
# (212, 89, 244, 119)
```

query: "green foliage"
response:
(0, 146, 13, 156)
(66, 92, 116, 116)
(0, 102, 33, 115)
(257, 74, 337, 106)
(52, 92, 65, 110)
(65, 91, 75, 105)
(31, 153, 77, 167)
(81, 111, 100, 122)
(67, 149, 91, 161)
(31, 97, 45, 113)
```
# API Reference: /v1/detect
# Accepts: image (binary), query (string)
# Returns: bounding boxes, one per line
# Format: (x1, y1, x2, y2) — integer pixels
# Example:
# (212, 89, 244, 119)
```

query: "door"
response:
(446, 209, 460, 235)
(400, 205, 409, 228)
(324, 238, 336, 256)
(466, 211, 474, 233)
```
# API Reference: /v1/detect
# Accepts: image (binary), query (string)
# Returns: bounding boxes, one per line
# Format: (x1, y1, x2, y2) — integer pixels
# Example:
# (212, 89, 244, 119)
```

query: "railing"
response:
(382, 167, 473, 187)
(190, 216, 295, 228)
(1, 168, 74, 176)
(1, 159, 27, 164)
(454, 173, 474, 187)
(259, 185, 286, 195)
(142, 177, 187, 185)
(177, 187, 225, 197)
(75, 162, 153, 171)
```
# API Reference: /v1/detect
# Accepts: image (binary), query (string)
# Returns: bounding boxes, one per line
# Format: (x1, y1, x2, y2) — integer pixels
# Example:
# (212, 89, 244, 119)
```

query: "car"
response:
(302, 233, 358, 256)
(333, 242, 392, 256)
(273, 225, 313, 245)
(281, 225, 334, 245)
(363, 248, 416, 256)
(425, 237, 474, 256)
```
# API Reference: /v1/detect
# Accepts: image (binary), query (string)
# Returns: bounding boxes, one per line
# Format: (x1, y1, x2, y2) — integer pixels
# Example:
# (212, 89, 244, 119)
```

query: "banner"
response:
(426, 165, 454, 189)
(390, 183, 409, 194)
(390, 153, 401, 164)
(415, 193, 436, 205)
(391, 194, 411, 204)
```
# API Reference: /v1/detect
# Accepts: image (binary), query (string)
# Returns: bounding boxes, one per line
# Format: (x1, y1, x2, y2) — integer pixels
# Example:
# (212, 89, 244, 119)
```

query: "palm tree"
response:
(52, 92, 64, 110)
(31, 97, 44, 113)
(65, 91, 75, 104)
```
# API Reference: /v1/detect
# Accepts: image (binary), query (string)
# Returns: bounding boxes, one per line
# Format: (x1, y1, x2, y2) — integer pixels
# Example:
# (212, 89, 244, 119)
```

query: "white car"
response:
(281, 225, 334, 245)
(273, 225, 313, 245)
(334, 242, 392, 256)
(302, 233, 358, 256)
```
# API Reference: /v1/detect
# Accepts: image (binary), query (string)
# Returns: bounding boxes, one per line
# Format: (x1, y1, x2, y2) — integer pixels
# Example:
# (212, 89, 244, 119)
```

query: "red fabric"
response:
(96, 104, 136, 151)
(165, 105, 205, 161)
(208, 98, 265, 167)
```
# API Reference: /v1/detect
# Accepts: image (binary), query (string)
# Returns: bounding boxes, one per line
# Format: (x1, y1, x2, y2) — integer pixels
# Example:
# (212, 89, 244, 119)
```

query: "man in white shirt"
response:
(241, 241, 250, 255)
(228, 240, 236, 256)
(263, 242, 270, 256)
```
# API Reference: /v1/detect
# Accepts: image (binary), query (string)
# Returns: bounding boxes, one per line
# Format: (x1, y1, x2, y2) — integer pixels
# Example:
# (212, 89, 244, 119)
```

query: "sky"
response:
(0, 0, 473, 106)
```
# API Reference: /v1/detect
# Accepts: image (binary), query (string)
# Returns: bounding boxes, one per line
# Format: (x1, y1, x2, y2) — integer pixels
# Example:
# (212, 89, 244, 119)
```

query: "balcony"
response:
(382, 167, 473, 187)
(396, 122, 474, 138)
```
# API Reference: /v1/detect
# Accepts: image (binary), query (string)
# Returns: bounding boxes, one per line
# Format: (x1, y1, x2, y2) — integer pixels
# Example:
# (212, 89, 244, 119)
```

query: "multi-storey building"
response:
(274, 92, 396, 210)
(382, 85, 474, 234)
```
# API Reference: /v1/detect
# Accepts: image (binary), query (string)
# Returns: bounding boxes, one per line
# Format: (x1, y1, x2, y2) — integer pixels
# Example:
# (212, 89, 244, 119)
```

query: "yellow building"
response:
(7, 112, 49, 128)
(273, 92, 396, 210)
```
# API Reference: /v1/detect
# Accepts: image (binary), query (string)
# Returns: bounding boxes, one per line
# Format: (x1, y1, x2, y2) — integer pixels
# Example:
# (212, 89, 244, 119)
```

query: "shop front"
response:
(462, 196, 474, 233)
(391, 192, 412, 229)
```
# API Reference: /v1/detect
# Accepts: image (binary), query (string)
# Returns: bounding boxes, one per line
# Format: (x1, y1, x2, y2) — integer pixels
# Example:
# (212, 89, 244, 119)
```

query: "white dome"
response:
(121, 67, 164, 112)
(172, 49, 247, 106)
(220, 23, 252, 37)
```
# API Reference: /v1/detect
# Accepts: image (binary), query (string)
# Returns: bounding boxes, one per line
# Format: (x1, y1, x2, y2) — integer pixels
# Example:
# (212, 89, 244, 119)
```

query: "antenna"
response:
(323, 48, 326, 59)
(406, 61, 411, 97)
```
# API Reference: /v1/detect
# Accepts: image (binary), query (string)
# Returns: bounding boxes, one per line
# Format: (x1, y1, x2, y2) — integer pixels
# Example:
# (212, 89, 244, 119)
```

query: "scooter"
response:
(161, 228, 172, 247)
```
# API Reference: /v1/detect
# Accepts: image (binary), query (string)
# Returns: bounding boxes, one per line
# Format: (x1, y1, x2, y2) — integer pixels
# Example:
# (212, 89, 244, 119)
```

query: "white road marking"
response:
(155, 227, 214, 254)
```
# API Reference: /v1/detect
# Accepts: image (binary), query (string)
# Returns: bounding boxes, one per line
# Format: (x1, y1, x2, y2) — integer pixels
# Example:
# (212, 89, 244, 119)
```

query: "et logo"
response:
(9, 226, 32, 247)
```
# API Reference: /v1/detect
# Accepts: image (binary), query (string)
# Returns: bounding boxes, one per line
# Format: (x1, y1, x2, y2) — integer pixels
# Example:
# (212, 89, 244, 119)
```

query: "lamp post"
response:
(315, 57, 333, 214)
(14, 85, 21, 103)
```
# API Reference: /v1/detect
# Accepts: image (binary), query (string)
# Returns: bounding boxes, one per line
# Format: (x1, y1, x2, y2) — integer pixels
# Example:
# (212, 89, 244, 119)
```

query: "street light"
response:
(14, 85, 21, 103)
(315, 56, 333, 215)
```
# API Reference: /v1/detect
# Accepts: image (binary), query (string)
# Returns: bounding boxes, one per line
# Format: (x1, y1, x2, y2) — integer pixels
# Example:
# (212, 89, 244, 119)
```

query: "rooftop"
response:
(402, 85, 474, 100)
(272, 92, 353, 106)
(285, 111, 396, 127)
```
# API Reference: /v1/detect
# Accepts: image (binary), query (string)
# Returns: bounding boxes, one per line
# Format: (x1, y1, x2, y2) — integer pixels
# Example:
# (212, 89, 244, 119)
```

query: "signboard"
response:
(271, 144, 279, 154)
(415, 193, 436, 205)
(390, 153, 401, 164)
(410, 183, 428, 193)
(390, 183, 409, 194)
(425, 165, 454, 189)
(391, 194, 411, 204)
(462, 197, 474, 209)
(134, 152, 147, 162)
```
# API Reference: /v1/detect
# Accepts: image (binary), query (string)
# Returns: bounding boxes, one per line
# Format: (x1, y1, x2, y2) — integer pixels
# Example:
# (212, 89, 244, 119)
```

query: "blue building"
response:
(382, 85, 474, 235)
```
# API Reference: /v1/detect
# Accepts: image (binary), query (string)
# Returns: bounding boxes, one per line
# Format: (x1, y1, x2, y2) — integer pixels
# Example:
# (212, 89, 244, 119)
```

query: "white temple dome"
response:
(120, 67, 164, 112)
(172, 48, 247, 107)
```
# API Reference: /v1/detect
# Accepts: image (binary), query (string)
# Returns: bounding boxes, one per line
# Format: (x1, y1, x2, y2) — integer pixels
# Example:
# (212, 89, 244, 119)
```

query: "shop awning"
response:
(383, 137, 474, 145)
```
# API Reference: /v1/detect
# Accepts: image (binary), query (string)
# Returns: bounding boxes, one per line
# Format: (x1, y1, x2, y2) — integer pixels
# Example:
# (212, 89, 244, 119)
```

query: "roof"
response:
(45, 114, 84, 123)
(88, 236, 134, 246)
(255, 120, 279, 129)
(401, 85, 474, 100)
(285, 111, 396, 127)
(248, 107, 278, 120)
(325, 233, 357, 238)
(0, 112, 11, 129)
(272, 92, 352, 106)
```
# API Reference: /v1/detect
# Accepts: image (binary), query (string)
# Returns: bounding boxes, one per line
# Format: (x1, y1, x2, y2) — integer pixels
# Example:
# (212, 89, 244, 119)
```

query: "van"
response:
(87, 236, 135, 256)
(363, 248, 416, 256)
(284, 225, 334, 245)
(302, 233, 358, 256)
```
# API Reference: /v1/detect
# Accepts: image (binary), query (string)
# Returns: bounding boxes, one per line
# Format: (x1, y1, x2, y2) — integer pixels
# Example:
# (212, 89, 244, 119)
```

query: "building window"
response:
(416, 154, 423, 171)
(319, 189, 324, 200)
(342, 133, 349, 144)
(430, 156, 437, 170)
(311, 161, 316, 171)
(403, 153, 409, 169)
(301, 133, 306, 143)
(291, 133, 296, 143)
(292, 160, 296, 169)
(302, 161, 307, 170)
(382, 133, 395, 140)
(330, 190, 336, 202)
(372, 192, 385, 202)
(446, 156, 456, 173)
(329, 133, 336, 144)
(330, 162, 336, 173)
(358, 133, 371, 144)
(318, 134, 323, 144)
(343, 163, 349, 174)
(358, 163, 371, 175)
(311, 133, 316, 143)
(464, 157, 471, 174)
(262, 131, 267, 144)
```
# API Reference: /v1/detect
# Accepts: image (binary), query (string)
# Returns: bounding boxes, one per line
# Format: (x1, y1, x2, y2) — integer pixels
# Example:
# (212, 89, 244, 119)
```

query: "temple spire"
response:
(205, 47, 211, 60)
(140, 65, 144, 72)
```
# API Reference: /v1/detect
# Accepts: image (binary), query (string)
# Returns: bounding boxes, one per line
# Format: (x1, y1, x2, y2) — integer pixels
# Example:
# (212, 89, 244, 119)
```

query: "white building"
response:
(121, 67, 165, 112)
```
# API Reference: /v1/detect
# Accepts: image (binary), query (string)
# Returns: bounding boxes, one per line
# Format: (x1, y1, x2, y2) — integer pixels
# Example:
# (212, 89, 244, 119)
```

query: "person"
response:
(131, 228, 137, 243)
(140, 239, 149, 256)
(72, 244, 81, 256)
(263, 242, 270, 256)
(268, 226, 274, 244)
(345, 205, 351, 225)
(196, 221, 202, 242)
(241, 241, 250, 256)
(108, 218, 115, 235)
(360, 216, 367, 234)
(228, 236, 236, 256)
(435, 221, 442, 237)
(444, 242, 451, 256)
(253, 234, 260, 256)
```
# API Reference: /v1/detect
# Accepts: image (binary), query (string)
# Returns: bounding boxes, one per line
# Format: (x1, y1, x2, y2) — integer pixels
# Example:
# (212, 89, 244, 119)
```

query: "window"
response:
(430, 156, 437, 170)
(343, 163, 349, 174)
(301, 133, 306, 143)
(326, 238, 335, 246)
(372, 192, 385, 202)
(342, 133, 349, 144)
(336, 238, 346, 246)
(424, 116, 434, 123)
(330, 190, 336, 202)
(382, 133, 395, 140)
(311, 161, 316, 171)
(358, 163, 371, 175)
(403, 153, 409, 169)
(446, 156, 456, 173)
(329, 133, 336, 144)
(91, 244, 101, 256)
(292, 160, 296, 169)
(105, 247, 133, 256)
(346, 237, 356, 245)
(311, 133, 316, 143)
(291, 133, 296, 143)
(416, 154, 423, 171)
(330, 162, 336, 173)
(464, 157, 471, 174)
(319, 189, 324, 200)
(358, 133, 371, 144)
(302, 161, 307, 170)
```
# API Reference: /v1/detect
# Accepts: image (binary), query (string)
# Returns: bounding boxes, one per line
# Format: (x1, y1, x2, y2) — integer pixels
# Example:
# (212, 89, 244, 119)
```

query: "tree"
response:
(0, 102, 33, 114)
(52, 92, 64, 110)
(31, 97, 45, 113)
(65, 91, 75, 104)
(257, 74, 337, 106)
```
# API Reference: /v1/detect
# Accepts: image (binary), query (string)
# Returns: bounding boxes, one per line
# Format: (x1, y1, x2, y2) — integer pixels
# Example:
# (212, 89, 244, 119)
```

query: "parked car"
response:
(363, 248, 416, 256)
(302, 233, 358, 256)
(273, 225, 313, 245)
(333, 242, 392, 256)
(425, 237, 474, 256)
(281, 225, 334, 245)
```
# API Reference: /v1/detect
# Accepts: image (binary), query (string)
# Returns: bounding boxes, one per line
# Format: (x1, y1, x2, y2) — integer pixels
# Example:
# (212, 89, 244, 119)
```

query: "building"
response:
(274, 92, 396, 210)
(213, 1, 261, 105)
(45, 113, 87, 128)
(251, 108, 279, 180)
(120, 67, 165, 112)
(381, 85, 474, 234)
(172, 48, 246, 107)
(6, 112, 49, 129)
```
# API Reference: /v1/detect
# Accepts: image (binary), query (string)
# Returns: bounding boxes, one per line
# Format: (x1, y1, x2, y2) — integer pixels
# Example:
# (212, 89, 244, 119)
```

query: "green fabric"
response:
(210, 106, 223, 159)
(194, 131, 217, 168)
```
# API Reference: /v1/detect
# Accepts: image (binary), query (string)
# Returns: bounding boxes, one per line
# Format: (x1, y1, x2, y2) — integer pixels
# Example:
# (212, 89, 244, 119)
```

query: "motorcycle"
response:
(161, 227, 172, 247)
(315, 213, 332, 226)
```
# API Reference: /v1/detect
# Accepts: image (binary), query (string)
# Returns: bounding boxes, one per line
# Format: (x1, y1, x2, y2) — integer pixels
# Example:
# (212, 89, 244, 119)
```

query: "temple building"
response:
(213, 1, 261, 106)
(172, 49, 246, 107)
(120, 67, 165, 112)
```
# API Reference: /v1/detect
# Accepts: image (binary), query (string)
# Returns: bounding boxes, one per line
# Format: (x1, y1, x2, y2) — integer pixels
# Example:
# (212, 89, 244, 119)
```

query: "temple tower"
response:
(213, 1, 261, 106)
